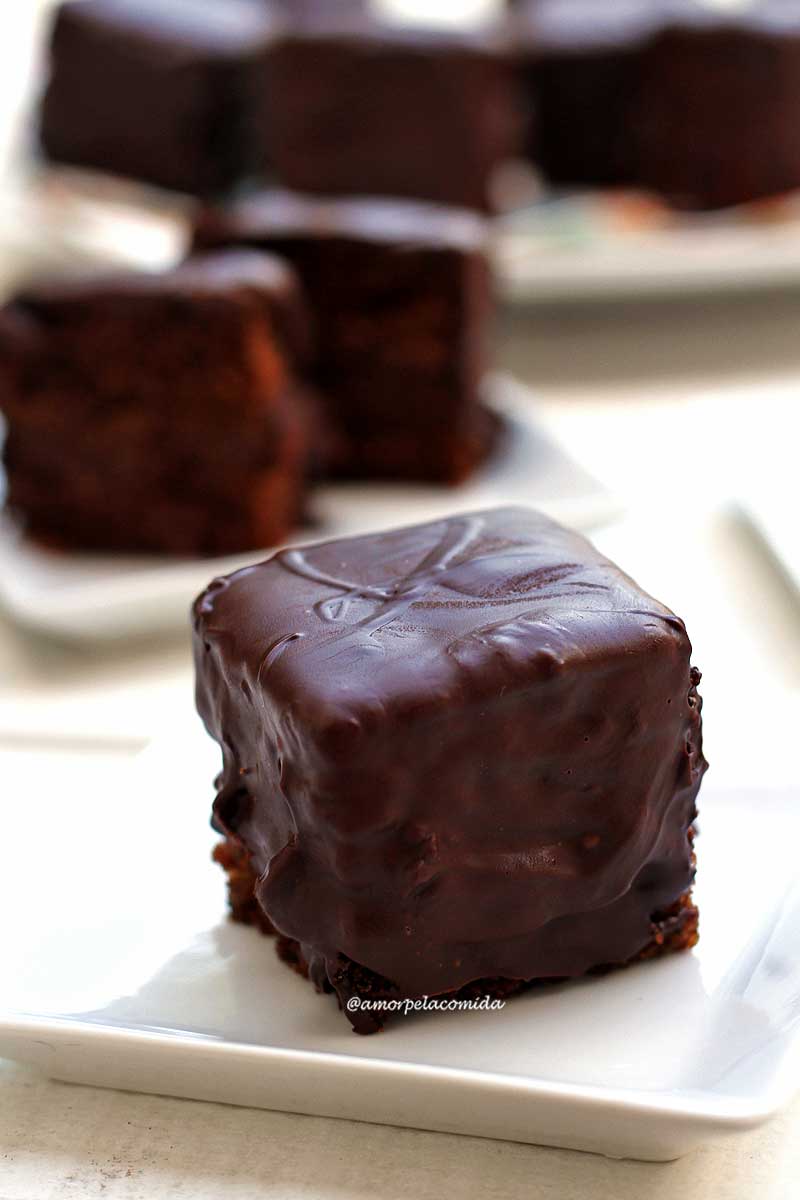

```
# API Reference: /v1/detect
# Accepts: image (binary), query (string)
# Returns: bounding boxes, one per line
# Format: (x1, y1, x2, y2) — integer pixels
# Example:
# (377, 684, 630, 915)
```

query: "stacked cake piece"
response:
(0, 1, 518, 554)
(195, 506, 707, 1032)
(0, 192, 496, 552)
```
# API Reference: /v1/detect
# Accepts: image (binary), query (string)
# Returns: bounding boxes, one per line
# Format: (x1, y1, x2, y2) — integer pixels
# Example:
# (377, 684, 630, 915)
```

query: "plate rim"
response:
(0, 373, 621, 642)
(0, 1010, 789, 1132)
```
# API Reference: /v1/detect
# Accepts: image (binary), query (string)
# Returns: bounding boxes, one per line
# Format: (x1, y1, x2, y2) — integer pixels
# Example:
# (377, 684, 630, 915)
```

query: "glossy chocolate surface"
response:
(194, 507, 706, 1000)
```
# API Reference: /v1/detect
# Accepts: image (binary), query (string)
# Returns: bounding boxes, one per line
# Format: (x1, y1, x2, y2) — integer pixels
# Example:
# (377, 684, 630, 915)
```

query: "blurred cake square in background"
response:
(515, 0, 800, 211)
(259, 18, 522, 211)
(38, 0, 277, 197)
(193, 190, 496, 482)
(0, 250, 313, 556)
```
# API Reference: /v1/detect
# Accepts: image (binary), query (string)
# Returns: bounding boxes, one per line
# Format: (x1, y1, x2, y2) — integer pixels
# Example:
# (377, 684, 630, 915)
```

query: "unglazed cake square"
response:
(0, 251, 311, 556)
(193, 190, 494, 483)
(193, 507, 706, 1032)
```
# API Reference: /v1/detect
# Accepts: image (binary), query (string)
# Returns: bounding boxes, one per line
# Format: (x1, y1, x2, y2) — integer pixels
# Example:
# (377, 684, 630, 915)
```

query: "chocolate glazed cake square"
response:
(194, 507, 707, 1033)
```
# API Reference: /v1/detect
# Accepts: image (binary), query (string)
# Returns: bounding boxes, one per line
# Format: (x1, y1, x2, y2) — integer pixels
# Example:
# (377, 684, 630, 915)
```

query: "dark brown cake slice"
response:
(193, 189, 495, 483)
(514, 0, 664, 189)
(39, 0, 275, 195)
(259, 20, 522, 211)
(517, 0, 800, 210)
(634, 6, 800, 211)
(0, 251, 312, 556)
(194, 507, 707, 1033)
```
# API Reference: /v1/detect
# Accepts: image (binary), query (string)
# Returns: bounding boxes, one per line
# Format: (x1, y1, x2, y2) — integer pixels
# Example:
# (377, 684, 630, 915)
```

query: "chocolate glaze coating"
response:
(194, 507, 706, 1007)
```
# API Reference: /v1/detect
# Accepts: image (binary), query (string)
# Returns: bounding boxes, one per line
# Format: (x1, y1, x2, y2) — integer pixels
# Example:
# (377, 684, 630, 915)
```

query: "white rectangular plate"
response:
(0, 375, 619, 641)
(1, 723, 798, 1161)
(13, 163, 800, 308)
(15, 163, 800, 308)
(497, 190, 800, 303)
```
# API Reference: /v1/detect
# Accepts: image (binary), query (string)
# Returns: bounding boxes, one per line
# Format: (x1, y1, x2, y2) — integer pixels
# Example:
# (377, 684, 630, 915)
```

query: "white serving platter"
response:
(1, 720, 798, 1161)
(496, 190, 800, 303)
(17, 166, 800, 307)
(0, 375, 619, 641)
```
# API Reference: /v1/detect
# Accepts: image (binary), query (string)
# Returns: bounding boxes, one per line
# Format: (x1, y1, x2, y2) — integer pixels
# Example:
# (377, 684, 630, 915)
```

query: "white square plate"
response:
(0, 375, 618, 641)
(1, 721, 798, 1161)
